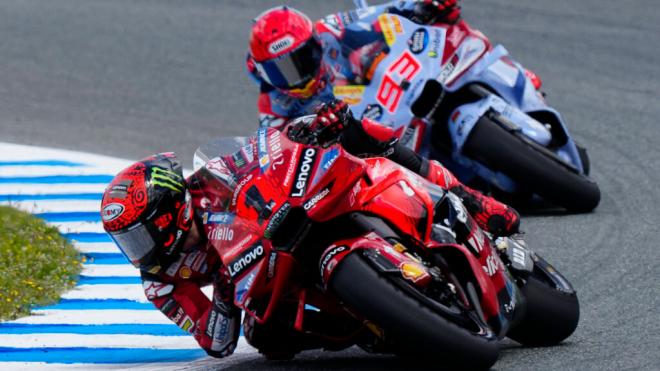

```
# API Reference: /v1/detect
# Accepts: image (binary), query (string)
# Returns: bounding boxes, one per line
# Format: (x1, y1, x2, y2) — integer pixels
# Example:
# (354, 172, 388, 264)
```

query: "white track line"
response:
(0, 143, 132, 170)
(60, 285, 148, 302)
(0, 339, 253, 370)
(8, 310, 171, 325)
(75, 242, 121, 254)
(2, 200, 102, 213)
(0, 334, 198, 349)
(0, 183, 109, 195)
(50, 221, 105, 234)
(81, 265, 139, 277)
(0, 166, 120, 177)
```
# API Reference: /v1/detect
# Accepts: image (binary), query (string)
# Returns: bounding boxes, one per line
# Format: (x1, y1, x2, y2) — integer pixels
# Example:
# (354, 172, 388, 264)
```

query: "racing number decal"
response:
(376, 51, 421, 113)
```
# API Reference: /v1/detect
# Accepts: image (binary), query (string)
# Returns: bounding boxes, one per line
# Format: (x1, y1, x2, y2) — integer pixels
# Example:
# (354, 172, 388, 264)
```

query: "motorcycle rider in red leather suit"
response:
(101, 100, 520, 359)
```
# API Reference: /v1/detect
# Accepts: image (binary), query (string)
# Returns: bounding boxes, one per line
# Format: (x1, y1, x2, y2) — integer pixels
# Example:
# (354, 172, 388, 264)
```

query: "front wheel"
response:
(507, 275, 580, 346)
(463, 116, 600, 212)
(330, 253, 499, 369)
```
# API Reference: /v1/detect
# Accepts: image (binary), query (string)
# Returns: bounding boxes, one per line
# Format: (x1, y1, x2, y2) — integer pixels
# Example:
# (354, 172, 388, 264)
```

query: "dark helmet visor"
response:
(110, 223, 156, 268)
(255, 38, 322, 90)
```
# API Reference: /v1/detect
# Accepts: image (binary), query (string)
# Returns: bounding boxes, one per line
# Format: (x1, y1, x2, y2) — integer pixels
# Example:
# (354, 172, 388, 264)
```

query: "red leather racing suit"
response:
(139, 239, 241, 358)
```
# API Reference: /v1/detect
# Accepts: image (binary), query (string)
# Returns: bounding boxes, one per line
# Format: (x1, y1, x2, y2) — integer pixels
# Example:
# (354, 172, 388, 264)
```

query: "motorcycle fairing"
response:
(331, 13, 587, 193)
(320, 232, 432, 287)
(450, 45, 586, 175)
(196, 129, 516, 336)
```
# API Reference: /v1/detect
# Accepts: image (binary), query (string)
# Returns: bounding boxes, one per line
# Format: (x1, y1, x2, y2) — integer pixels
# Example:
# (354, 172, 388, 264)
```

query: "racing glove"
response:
(412, 0, 461, 25)
(308, 100, 354, 145)
(197, 268, 241, 358)
(307, 99, 398, 156)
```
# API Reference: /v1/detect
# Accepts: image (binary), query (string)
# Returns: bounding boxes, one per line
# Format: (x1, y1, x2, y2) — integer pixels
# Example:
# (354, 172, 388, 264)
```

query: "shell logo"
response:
(400, 262, 428, 283)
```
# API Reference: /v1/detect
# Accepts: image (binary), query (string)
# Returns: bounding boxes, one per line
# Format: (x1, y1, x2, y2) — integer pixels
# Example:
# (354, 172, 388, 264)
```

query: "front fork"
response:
(495, 235, 575, 295)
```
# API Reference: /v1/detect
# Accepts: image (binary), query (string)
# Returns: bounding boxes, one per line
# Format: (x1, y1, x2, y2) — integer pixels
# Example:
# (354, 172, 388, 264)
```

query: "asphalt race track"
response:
(1, 0, 659, 369)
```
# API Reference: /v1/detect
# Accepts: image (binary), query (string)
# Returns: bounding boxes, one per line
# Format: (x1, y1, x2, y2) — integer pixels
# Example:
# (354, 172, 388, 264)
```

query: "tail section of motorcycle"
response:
(414, 77, 600, 212)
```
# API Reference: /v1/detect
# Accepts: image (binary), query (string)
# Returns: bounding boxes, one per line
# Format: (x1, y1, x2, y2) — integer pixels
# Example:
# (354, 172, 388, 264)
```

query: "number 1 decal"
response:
(376, 51, 421, 113)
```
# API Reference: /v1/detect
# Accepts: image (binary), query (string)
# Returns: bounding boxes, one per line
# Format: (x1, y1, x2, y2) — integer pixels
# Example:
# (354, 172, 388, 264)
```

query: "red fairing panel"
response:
(319, 232, 431, 288)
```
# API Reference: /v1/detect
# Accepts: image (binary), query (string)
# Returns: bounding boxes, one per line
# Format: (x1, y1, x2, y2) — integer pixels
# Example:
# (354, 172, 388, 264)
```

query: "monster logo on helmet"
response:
(151, 167, 184, 192)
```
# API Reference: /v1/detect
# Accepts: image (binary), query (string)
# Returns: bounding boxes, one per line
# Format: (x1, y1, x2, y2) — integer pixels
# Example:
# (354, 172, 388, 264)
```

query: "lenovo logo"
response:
(227, 244, 265, 278)
(290, 148, 317, 197)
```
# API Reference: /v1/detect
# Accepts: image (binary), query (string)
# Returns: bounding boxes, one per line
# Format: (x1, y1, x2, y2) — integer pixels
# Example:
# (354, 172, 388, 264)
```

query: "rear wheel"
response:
(507, 275, 580, 346)
(330, 253, 499, 369)
(463, 116, 600, 212)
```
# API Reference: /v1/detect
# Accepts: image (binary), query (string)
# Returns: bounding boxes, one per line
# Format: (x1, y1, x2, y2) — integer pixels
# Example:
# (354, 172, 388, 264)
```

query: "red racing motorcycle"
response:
(191, 117, 579, 369)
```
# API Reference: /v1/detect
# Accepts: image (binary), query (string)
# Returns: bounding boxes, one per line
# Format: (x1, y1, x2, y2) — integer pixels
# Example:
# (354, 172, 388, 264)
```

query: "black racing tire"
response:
(507, 276, 580, 346)
(576, 142, 591, 176)
(330, 253, 499, 370)
(463, 116, 600, 213)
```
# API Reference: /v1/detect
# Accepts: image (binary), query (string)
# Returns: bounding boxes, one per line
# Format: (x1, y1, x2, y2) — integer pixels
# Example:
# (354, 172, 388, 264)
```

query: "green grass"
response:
(0, 205, 82, 320)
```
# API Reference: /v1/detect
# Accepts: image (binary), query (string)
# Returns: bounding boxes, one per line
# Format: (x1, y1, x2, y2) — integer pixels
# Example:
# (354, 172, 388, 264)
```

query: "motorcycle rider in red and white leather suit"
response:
(247, 1, 460, 127)
(100, 99, 520, 359)
(248, 2, 519, 244)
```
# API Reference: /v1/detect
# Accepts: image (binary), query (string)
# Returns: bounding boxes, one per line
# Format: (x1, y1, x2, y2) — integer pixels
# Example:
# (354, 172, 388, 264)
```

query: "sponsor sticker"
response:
(320, 147, 339, 171)
(268, 130, 285, 170)
(241, 144, 255, 164)
(408, 28, 429, 54)
(257, 128, 269, 172)
(203, 212, 235, 225)
(227, 243, 265, 278)
(142, 280, 174, 300)
(290, 147, 317, 198)
(179, 266, 192, 279)
(206, 310, 217, 337)
(101, 203, 124, 222)
(181, 318, 194, 332)
(320, 245, 347, 281)
(151, 167, 183, 192)
(268, 35, 295, 55)
(235, 271, 257, 303)
(109, 180, 131, 199)
(264, 202, 291, 239)
(378, 14, 396, 46)
(283, 144, 301, 188)
(208, 226, 234, 242)
(333, 85, 366, 105)
(362, 104, 383, 121)
(303, 186, 331, 211)
(439, 54, 459, 83)
(428, 29, 443, 58)
(483, 254, 501, 276)
(400, 262, 428, 283)
(231, 174, 253, 206)
(267, 252, 277, 279)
